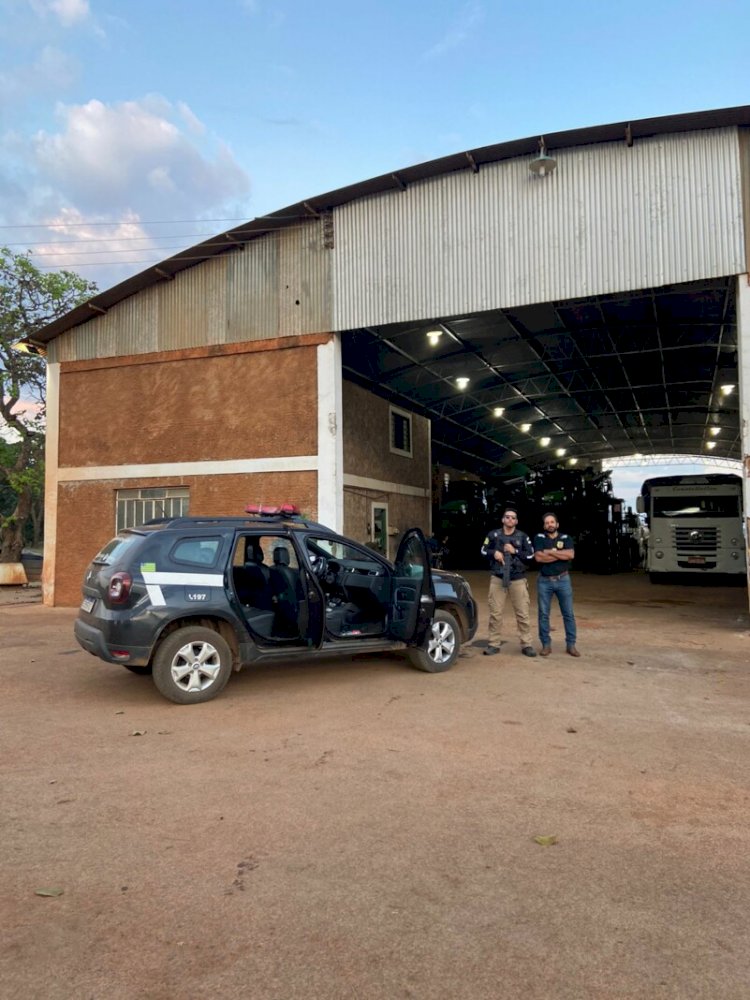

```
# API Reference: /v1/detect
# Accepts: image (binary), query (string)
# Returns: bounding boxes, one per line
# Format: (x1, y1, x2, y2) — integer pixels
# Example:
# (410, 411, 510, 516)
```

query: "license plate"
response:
(687, 556, 705, 565)
(81, 595, 96, 613)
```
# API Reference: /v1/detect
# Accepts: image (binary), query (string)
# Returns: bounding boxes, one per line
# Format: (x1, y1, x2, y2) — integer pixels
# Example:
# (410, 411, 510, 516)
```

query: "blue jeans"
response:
(537, 574, 577, 648)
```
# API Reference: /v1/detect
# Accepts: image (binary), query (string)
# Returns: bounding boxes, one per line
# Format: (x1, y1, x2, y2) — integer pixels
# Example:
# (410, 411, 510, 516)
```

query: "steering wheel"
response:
(311, 553, 328, 580)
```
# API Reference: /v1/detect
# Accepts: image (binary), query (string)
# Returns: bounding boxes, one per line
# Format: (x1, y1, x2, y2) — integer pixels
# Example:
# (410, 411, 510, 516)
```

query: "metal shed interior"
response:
(342, 276, 739, 478)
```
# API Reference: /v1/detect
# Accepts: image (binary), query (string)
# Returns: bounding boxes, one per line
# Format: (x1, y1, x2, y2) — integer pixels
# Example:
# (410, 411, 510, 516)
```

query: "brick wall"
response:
(59, 340, 320, 466)
(342, 380, 431, 557)
(53, 338, 324, 606)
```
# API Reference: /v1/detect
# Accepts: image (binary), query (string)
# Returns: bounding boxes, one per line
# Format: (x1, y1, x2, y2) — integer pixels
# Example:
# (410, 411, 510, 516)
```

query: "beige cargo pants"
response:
(487, 575, 533, 648)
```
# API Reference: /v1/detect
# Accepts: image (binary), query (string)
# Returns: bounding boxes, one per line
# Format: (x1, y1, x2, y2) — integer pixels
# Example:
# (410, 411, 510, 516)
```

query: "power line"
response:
(0, 212, 312, 231)
(4, 232, 222, 248)
(0, 217, 251, 230)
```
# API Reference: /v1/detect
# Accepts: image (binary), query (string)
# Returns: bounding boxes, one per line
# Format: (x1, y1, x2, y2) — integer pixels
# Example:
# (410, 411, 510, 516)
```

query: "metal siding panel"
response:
(52, 224, 332, 360)
(277, 221, 332, 334)
(157, 258, 226, 351)
(333, 127, 745, 328)
(226, 236, 279, 342)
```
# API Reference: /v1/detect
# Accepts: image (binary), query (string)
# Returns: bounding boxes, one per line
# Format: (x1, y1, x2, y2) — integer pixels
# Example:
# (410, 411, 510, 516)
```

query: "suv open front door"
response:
(388, 528, 435, 645)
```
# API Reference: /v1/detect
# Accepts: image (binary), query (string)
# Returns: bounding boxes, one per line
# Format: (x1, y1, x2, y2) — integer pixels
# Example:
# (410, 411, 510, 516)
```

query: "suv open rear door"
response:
(388, 528, 435, 646)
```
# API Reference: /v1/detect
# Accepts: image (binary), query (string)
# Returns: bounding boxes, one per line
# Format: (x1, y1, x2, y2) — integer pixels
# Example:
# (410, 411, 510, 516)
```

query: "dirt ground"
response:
(3, 571, 750, 1000)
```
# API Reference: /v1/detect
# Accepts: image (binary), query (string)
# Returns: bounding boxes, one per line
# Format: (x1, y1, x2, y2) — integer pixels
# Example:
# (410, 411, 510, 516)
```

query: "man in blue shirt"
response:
(533, 512, 580, 657)
(480, 509, 537, 657)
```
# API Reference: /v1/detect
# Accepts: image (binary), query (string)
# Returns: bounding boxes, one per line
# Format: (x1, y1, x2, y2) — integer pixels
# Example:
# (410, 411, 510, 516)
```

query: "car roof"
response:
(137, 515, 333, 533)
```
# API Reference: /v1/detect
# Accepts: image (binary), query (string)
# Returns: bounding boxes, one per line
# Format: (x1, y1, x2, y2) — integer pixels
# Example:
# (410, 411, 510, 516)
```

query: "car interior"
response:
(232, 534, 389, 641)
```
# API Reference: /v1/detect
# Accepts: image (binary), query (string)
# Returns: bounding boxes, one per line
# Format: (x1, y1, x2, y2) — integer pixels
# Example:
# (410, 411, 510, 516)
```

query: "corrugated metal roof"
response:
(32, 104, 750, 345)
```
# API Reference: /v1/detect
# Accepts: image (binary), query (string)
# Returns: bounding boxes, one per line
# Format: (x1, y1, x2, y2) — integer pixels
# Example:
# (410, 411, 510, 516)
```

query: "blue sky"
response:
(1, 0, 747, 492)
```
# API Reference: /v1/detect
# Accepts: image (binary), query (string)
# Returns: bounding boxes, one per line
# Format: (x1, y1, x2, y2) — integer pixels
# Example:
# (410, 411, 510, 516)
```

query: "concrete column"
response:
(316, 336, 343, 531)
(737, 275, 750, 603)
(42, 361, 60, 606)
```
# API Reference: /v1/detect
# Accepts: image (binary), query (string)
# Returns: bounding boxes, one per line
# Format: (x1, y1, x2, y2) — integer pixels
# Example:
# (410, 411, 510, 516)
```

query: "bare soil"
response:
(3, 571, 750, 1000)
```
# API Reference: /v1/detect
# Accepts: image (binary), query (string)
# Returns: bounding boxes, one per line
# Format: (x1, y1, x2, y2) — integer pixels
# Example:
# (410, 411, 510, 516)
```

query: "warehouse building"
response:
(31, 106, 750, 605)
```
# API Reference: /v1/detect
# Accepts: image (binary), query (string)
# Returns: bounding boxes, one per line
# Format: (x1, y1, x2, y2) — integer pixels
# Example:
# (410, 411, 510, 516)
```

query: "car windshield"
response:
(91, 535, 140, 566)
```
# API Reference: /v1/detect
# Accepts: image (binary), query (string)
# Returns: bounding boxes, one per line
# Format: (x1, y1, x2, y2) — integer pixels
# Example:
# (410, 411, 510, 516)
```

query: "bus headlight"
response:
(655, 550, 664, 559)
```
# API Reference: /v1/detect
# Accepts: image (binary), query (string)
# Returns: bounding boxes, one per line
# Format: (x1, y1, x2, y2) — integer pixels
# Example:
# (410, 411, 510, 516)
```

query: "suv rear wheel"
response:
(408, 609, 460, 673)
(152, 626, 233, 704)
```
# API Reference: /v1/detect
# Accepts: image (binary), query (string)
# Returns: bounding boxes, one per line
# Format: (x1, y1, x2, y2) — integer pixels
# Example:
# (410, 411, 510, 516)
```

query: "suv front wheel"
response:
(408, 609, 460, 673)
(152, 626, 233, 704)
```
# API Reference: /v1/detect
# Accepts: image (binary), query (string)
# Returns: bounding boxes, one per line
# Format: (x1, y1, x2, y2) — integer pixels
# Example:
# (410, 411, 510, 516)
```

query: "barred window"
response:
(390, 406, 412, 457)
(116, 487, 189, 532)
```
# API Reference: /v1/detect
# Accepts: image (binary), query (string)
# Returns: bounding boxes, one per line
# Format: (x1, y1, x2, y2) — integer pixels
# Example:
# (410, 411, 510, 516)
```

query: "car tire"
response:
(123, 664, 152, 675)
(152, 627, 233, 704)
(408, 609, 460, 673)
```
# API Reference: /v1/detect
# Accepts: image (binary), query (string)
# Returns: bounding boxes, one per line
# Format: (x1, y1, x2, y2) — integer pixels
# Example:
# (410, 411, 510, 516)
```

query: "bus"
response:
(636, 474, 745, 581)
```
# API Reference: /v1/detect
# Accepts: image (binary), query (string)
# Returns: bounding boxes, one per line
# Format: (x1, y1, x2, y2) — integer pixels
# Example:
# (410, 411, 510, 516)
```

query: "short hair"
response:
(542, 511, 558, 522)
(503, 508, 518, 517)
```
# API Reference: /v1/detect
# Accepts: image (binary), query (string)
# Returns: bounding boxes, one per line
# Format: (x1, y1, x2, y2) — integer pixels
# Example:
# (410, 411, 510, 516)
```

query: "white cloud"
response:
(177, 101, 206, 136)
(30, 0, 90, 27)
(31, 97, 250, 217)
(0, 94, 251, 288)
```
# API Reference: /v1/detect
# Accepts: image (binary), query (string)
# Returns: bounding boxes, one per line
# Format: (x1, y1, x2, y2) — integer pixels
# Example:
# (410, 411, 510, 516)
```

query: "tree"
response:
(0, 248, 97, 562)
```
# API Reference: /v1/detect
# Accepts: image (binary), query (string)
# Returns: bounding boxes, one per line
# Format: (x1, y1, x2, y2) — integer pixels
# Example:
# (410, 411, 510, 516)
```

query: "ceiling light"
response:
(568, 457, 578, 466)
(426, 329, 442, 346)
(455, 376, 470, 390)
(493, 407, 505, 417)
(706, 441, 717, 450)
(720, 384, 735, 396)
(529, 137, 557, 179)
(709, 427, 721, 436)
(520, 423, 532, 433)
(539, 436, 551, 447)
(556, 448, 566, 457)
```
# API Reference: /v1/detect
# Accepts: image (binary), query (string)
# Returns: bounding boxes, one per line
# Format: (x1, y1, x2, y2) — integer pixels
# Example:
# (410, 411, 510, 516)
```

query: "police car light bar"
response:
(244, 502, 301, 517)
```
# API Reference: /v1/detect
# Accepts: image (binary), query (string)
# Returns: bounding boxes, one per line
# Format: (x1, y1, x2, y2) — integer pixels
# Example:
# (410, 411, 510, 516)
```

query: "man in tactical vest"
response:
(480, 508, 537, 657)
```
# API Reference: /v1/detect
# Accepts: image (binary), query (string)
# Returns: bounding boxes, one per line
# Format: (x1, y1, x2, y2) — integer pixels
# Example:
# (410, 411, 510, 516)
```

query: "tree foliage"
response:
(0, 248, 97, 562)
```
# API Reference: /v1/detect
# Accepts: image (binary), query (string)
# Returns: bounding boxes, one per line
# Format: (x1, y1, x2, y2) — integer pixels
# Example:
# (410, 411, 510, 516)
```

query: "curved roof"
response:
(33, 105, 746, 475)
(33, 103, 750, 346)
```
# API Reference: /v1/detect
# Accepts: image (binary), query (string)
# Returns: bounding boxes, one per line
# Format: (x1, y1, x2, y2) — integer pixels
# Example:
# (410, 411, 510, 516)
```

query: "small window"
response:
(171, 538, 220, 567)
(390, 406, 412, 457)
(116, 487, 189, 532)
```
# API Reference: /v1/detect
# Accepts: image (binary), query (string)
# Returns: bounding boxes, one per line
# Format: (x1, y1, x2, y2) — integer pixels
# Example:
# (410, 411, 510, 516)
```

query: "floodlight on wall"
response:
(556, 448, 566, 457)
(706, 440, 717, 450)
(709, 426, 721, 436)
(455, 376, 470, 390)
(529, 137, 557, 179)
(426, 329, 442, 346)
(568, 457, 578, 466)
(720, 384, 735, 396)
(520, 423, 532, 433)
(493, 407, 505, 417)
(539, 436, 551, 447)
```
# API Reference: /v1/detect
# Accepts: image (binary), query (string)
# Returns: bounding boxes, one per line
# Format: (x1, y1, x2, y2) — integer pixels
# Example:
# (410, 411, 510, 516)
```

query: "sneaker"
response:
(521, 646, 537, 657)
(566, 646, 581, 657)
(483, 645, 501, 656)
(540, 646, 552, 656)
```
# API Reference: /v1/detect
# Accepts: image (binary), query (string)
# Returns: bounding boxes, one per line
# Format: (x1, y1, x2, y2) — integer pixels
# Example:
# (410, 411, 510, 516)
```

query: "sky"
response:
(1, 0, 748, 495)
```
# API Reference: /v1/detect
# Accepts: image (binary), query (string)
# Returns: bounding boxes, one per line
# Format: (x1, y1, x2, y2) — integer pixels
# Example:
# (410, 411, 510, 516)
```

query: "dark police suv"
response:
(74, 505, 477, 704)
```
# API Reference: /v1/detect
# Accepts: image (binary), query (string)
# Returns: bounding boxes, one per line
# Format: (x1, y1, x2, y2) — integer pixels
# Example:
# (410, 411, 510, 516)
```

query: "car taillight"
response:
(108, 571, 133, 604)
